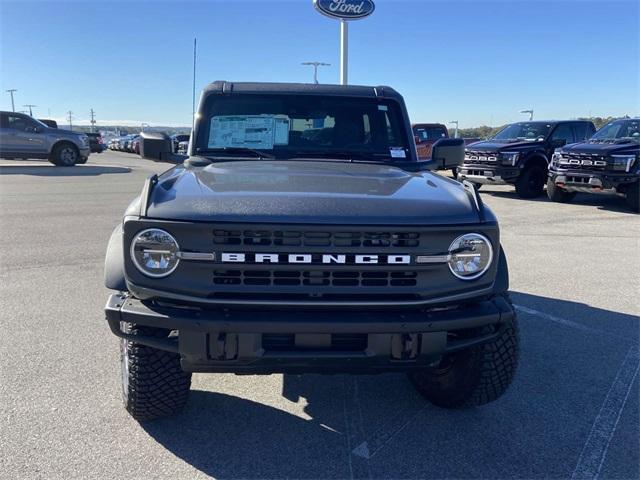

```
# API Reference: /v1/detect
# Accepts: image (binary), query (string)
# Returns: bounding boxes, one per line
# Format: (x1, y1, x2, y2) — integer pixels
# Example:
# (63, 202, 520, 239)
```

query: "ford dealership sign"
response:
(313, 0, 375, 20)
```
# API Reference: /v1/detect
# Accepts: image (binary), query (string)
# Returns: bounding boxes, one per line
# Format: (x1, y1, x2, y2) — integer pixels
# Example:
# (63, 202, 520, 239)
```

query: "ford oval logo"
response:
(313, 0, 375, 20)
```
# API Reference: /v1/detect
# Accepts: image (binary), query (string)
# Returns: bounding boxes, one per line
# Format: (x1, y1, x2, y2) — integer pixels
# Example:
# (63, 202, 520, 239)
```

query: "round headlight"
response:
(447, 233, 493, 280)
(130, 228, 180, 278)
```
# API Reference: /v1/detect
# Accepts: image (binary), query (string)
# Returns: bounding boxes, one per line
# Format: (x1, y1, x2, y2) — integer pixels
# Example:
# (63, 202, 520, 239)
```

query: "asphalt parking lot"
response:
(1, 151, 638, 480)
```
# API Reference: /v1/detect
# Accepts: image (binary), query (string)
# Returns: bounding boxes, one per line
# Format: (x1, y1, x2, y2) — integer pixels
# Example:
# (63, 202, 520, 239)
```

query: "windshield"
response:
(195, 94, 410, 160)
(591, 119, 640, 143)
(492, 122, 552, 142)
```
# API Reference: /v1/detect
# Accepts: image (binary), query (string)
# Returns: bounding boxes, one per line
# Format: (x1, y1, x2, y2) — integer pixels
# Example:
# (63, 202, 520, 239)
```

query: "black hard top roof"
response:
(202, 81, 402, 99)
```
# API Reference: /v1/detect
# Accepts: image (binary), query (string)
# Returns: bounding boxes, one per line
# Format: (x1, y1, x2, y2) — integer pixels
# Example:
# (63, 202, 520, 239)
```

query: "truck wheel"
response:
(50, 142, 79, 166)
(546, 179, 576, 203)
(515, 164, 546, 198)
(625, 182, 639, 212)
(121, 323, 191, 422)
(408, 301, 519, 408)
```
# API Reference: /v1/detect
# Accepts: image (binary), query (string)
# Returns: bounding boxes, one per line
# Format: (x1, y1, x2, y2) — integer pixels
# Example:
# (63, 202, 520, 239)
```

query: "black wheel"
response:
(515, 163, 546, 198)
(546, 179, 576, 203)
(625, 182, 639, 212)
(50, 142, 79, 166)
(408, 297, 519, 408)
(121, 323, 192, 422)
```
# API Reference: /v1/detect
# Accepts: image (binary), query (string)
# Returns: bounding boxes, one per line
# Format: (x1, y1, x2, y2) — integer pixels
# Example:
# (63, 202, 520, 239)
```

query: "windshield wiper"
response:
(195, 147, 276, 160)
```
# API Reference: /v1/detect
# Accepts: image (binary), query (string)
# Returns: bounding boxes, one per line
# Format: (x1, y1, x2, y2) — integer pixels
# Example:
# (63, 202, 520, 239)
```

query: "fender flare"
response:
(104, 223, 127, 291)
(494, 245, 509, 294)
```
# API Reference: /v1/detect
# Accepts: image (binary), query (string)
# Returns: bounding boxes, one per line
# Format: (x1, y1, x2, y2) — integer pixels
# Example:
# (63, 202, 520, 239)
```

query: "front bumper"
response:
(548, 169, 637, 195)
(105, 293, 515, 373)
(457, 164, 520, 185)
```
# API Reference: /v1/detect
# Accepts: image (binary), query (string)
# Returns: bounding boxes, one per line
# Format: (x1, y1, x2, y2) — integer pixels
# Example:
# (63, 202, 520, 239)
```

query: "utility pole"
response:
(301, 62, 331, 84)
(192, 37, 197, 133)
(90, 109, 96, 132)
(23, 104, 37, 116)
(66, 110, 73, 130)
(520, 109, 534, 121)
(449, 120, 459, 138)
(6, 89, 17, 112)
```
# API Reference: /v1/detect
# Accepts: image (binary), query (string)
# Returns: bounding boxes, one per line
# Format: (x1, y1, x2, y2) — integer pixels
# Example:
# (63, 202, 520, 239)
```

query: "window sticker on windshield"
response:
(389, 147, 406, 158)
(208, 115, 289, 149)
(378, 105, 388, 111)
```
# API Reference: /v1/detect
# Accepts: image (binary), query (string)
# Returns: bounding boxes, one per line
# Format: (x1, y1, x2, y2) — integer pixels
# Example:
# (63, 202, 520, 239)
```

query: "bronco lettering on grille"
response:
(220, 253, 411, 265)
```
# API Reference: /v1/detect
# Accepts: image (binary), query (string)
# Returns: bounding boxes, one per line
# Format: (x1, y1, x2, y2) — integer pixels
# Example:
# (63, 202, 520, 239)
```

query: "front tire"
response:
(121, 323, 192, 422)
(50, 142, 79, 166)
(515, 163, 546, 198)
(625, 182, 639, 212)
(408, 300, 519, 408)
(546, 179, 576, 203)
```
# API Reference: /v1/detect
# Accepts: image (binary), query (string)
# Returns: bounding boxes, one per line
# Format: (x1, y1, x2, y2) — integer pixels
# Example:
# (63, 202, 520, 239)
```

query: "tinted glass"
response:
(197, 94, 410, 159)
(591, 120, 640, 143)
(414, 126, 447, 142)
(493, 122, 552, 141)
(5, 114, 37, 131)
(551, 124, 575, 143)
(572, 123, 590, 141)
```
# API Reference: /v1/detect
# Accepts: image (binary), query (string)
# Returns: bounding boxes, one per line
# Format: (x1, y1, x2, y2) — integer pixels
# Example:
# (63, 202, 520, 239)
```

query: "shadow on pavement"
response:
(0, 164, 131, 176)
(140, 292, 639, 479)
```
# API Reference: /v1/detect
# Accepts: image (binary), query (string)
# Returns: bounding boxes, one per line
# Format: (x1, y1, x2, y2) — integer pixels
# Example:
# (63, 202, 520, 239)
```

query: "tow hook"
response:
(211, 332, 238, 360)
(391, 333, 420, 360)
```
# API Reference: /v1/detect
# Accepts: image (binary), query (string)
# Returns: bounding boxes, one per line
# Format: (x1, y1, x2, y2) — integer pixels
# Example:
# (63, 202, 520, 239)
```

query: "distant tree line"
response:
(457, 116, 622, 140)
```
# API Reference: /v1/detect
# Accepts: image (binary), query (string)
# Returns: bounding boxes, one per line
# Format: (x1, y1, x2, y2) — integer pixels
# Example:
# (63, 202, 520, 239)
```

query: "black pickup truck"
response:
(104, 81, 518, 421)
(547, 118, 639, 212)
(458, 120, 596, 198)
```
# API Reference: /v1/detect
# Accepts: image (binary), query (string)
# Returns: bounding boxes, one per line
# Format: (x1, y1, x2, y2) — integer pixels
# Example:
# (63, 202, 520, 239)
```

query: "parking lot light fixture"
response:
(301, 62, 331, 84)
(23, 104, 37, 116)
(520, 109, 534, 121)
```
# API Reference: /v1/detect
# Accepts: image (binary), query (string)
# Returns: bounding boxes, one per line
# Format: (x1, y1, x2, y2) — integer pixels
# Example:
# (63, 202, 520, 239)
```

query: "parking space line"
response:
(514, 304, 636, 343)
(570, 346, 640, 480)
(343, 377, 372, 479)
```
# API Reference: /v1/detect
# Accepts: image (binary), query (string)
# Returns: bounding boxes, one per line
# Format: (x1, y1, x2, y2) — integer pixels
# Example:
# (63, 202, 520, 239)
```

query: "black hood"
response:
(560, 140, 639, 156)
(142, 160, 482, 225)
(466, 139, 544, 152)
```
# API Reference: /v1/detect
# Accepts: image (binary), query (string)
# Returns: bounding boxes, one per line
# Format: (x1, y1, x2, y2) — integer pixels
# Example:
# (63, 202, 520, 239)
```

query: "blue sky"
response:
(1, 0, 638, 128)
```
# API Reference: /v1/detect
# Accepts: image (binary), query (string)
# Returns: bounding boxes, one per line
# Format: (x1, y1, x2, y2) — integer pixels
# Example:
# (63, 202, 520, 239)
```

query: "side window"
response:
(6, 115, 35, 132)
(572, 123, 592, 141)
(414, 128, 429, 141)
(551, 124, 575, 144)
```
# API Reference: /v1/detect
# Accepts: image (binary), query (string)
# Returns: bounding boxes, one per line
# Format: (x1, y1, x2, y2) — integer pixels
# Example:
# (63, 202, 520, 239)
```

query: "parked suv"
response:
(458, 120, 596, 198)
(0, 111, 90, 165)
(547, 118, 639, 212)
(86, 132, 104, 153)
(105, 81, 518, 422)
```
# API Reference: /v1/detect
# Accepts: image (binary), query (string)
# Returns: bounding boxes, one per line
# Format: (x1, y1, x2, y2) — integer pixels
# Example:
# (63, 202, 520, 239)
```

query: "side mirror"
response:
(431, 137, 465, 169)
(139, 131, 173, 161)
(551, 138, 567, 148)
(414, 135, 422, 145)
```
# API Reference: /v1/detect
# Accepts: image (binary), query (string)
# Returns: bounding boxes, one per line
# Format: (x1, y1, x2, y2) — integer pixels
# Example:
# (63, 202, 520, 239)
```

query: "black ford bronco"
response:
(458, 120, 595, 198)
(104, 82, 518, 421)
(547, 118, 639, 212)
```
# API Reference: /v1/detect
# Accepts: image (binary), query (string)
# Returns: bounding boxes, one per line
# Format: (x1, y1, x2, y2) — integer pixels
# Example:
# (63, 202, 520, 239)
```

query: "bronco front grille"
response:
(213, 269, 418, 287)
(213, 230, 420, 248)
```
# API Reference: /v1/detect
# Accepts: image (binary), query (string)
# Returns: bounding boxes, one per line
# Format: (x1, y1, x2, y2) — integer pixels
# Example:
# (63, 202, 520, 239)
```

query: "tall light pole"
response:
(23, 104, 37, 116)
(301, 62, 331, 84)
(449, 120, 459, 138)
(6, 89, 17, 112)
(89, 109, 96, 132)
(520, 109, 534, 121)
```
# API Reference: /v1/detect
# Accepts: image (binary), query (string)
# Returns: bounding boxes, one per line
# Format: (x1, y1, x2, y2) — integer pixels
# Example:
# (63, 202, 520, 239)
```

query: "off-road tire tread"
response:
(626, 182, 639, 212)
(546, 179, 576, 203)
(122, 324, 191, 422)
(515, 164, 546, 198)
(409, 294, 519, 408)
